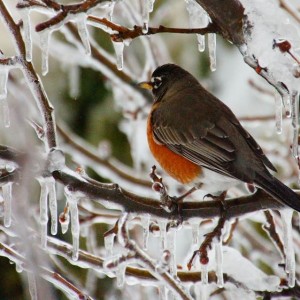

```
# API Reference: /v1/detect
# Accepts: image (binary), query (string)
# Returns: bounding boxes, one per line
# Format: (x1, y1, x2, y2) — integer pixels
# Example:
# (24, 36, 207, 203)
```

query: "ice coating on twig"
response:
(281, 209, 295, 287)
(3, 182, 12, 227)
(76, 13, 91, 55)
(20, 8, 32, 61)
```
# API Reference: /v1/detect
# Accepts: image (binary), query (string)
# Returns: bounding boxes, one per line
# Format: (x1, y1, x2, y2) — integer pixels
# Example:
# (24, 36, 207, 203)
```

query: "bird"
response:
(138, 63, 300, 212)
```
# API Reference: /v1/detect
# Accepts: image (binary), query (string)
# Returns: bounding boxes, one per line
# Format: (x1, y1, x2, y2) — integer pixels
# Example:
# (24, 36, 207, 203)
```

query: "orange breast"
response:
(147, 114, 201, 184)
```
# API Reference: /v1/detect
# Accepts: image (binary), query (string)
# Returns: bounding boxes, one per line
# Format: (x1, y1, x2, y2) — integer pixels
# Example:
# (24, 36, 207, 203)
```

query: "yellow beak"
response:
(138, 81, 153, 90)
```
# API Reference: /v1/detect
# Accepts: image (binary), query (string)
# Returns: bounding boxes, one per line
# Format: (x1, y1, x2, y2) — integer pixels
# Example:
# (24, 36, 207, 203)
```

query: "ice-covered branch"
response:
(0, 0, 57, 150)
(88, 16, 219, 42)
(52, 167, 290, 221)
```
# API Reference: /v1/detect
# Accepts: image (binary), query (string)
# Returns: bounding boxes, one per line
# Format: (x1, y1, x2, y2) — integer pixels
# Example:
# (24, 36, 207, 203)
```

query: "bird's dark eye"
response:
(151, 76, 162, 89)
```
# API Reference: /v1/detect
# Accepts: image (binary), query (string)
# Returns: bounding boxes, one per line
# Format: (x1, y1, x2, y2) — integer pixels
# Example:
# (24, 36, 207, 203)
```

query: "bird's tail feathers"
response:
(255, 173, 300, 212)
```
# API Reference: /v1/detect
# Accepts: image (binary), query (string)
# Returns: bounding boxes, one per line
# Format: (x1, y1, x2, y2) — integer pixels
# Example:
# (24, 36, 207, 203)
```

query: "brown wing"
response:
(151, 87, 276, 182)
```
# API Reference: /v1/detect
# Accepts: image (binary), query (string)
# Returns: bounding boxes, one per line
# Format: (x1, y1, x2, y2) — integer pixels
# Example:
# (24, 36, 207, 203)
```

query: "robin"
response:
(139, 63, 300, 211)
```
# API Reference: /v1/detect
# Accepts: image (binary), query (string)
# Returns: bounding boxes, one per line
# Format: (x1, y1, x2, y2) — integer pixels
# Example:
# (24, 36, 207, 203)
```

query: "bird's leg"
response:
(204, 190, 227, 203)
(187, 196, 228, 269)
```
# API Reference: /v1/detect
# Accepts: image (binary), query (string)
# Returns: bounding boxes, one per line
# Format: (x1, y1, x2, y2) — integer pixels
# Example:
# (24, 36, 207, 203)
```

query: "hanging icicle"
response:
(20, 8, 32, 61)
(39, 30, 51, 76)
(185, 0, 209, 53)
(112, 41, 124, 70)
(76, 13, 91, 55)
(274, 92, 283, 134)
(291, 91, 299, 159)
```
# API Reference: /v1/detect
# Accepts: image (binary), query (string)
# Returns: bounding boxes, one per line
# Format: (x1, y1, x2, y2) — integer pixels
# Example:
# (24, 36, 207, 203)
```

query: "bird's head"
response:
(138, 64, 195, 100)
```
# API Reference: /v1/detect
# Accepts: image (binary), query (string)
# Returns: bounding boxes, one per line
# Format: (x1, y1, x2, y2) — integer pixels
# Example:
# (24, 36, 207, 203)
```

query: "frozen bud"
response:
(161, 250, 171, 264)
(273, 39, 291, 52)
(152, 181, 163, 193)
(200, 255, 209, 265)
(75, 166, 86, 176)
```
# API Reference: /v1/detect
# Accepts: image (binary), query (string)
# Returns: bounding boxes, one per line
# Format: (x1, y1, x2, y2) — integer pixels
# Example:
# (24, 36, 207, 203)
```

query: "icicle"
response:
(291, 91, 299, 159)
(20, 8, 32, 61)
(158, 220, 167, 251)
(283, 93, 292, 118)
(214, 240, 224, 287)
(65, 186, 80, 261)
(16, 263, 23, 273)
(116, 264, 126, 287)
(185, 0, 208, 52)
(0, 98, 10, 128)
(45, 178, 57, 235)
(59, 208, 70, 234)
(142, 0, 155, 34)
(275, 92, 283, 134)
(200, 264, 208, 300)
(191, 222, 200, 245)
(38, 178, 48, 249)
(28, 273, 37, 300)
(107, 0, 116, 21)
(281, 209, 295, 287)
(3, 182, 12, 227)
(0, 64, 10, 128)
(201, 263, 208, 284)
(141, 214, 150, 250)
(167, 228, 176, 276)
(159, 286, 168, 300)
(112, 41, 124, 70)
(76, 13, 91, 55)
(0, 66, 8, 99)
(208, 33, 217, 71)
(104, 233, 115, 256)
(68, 65, 80, 98)
(156, 250, 171, 274)
(40, 30, 51, 76)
